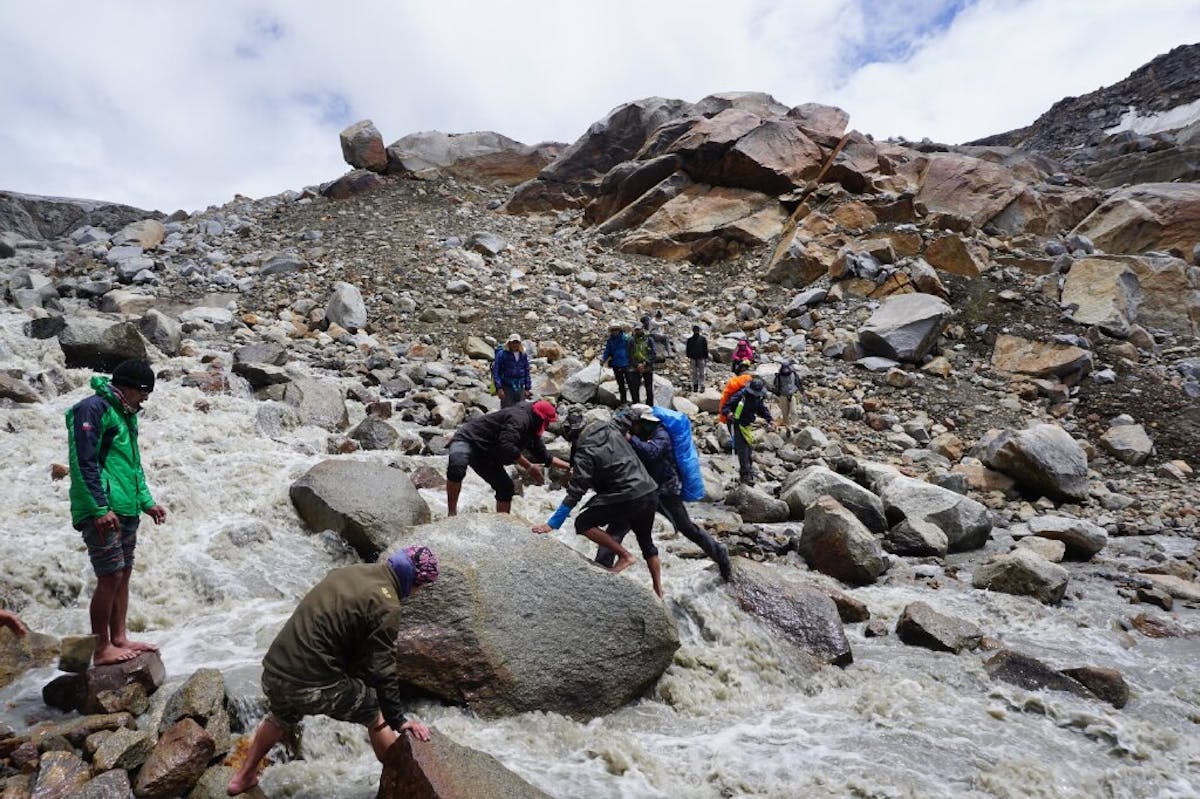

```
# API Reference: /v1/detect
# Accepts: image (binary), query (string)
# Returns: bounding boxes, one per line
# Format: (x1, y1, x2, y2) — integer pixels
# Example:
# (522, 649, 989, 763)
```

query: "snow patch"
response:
(1106, 97, 1200, 136)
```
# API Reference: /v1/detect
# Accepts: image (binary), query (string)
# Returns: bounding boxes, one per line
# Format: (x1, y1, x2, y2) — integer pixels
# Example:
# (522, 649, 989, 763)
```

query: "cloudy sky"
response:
(2, 1, 1197, 213)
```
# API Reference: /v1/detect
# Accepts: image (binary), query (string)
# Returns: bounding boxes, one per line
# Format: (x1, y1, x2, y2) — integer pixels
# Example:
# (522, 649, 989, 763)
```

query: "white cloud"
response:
(1, 1, 1197, 212)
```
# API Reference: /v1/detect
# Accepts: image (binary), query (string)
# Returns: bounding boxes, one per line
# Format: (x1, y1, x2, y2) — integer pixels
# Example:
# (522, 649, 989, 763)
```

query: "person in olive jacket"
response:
(65, 359, 166, 666)
(227, 547, 440, 795)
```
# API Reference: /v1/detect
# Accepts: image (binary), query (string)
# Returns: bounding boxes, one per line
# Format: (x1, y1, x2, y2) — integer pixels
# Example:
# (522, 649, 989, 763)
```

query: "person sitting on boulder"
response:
(731, 334, 755, 374)
(721, 376, 777, 486)
(227, 547, 439, 796)
(597, 408, 732, 581)
(532, 408, 664, 598)
(492, 333, 532, 409)
(446, 400, 570, 516)
(600, 321, 632, 405)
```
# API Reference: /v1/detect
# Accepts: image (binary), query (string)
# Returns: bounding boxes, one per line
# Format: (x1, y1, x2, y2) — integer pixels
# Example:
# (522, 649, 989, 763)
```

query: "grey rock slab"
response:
(1024, 514, 1107, 560)
(972, 549, 1069, 605)
(858, 293, 952, 363)
(780, 465, 886, 532)
(878, 475, 992, 552)
(895, 601, 981, 653)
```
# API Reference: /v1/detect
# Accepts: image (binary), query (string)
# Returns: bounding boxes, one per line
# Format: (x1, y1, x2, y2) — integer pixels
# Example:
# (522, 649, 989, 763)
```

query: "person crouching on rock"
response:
(532, 407, 664, 598)
(226, 547, 440, 796)
(446, 400, 569, 516)
(596, 408, 732, 581)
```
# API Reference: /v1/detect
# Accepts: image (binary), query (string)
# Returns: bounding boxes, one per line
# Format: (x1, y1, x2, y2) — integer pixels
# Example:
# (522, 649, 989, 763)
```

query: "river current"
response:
(1, 309, 1198, 798)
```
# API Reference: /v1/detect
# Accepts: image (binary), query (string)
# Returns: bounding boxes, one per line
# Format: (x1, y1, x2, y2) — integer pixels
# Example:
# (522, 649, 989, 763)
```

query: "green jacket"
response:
(66, 376, 155, 528)
(263, 562, 411, 728)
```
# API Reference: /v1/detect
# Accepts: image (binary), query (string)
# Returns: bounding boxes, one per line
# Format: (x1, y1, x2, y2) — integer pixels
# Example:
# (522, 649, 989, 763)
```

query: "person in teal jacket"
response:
(65, 359, 167, 666)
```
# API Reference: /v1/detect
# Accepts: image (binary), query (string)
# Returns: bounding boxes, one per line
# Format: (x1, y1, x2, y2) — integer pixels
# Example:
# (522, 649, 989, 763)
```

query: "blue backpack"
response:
(652, 405, 704, 501)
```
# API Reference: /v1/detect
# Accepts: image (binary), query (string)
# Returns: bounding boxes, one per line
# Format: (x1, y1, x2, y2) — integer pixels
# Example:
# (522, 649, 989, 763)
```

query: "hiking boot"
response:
(714, 542, 732, 582)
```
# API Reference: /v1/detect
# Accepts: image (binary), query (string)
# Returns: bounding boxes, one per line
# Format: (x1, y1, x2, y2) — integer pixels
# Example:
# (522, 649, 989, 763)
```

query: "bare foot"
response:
(226, 773, 259, 796)
(114, 637, 158, 653)
(93, 644, 137, 666)
(608, 554, 635, 574)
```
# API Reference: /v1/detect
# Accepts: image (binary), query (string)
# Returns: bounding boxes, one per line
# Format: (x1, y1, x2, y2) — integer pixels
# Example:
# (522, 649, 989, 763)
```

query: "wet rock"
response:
(0, 373, 40, 403)
(278, 378, 349, 431)
(1099, 423, 1154, 465)
(780, 466, 886, 532)
(1139, 573, 1200, 603)
(57, 636, 94, 674)
(823, 587, 870, 623)
(133, 718, 214, 799)
(0, 628, 58, 691)
(186, 766, 267, 799)
(1015, 536, 1066, 562)
(972, 549, 1069, 605)
(1129, 612, 1188, 638)
(983, 650, 1092, 699)
(895, 601, 982, 653)
(94, 682, 150, 716)
(727, 559, 853, 667)
(857, 293, 952, 363)
(1024, 514, 1107, 560)
(290, 459, 431, 560)
(339, 119, 388, 173)
(724, 485, 789, 523)
(57, 319, 148, 371)
(158, 668, 232, 757)
(797, 495, 888, 586)
(30, 750, 90, 798)
(349, 416, 399, 450)
(878, 475, 992, 552)
(325, 281, 367, 332)
(92, 726, 153, 771)
(31, 713, 135, 749)
(137, 309, 182, 356)
(389, 515, 678, 720)
(61, 767, 134, 798)
(377, 729, 553, 799)
(79, 651, 166, 715)
(1061, 666, 1130, 708)
(979, 424, 1089, 503)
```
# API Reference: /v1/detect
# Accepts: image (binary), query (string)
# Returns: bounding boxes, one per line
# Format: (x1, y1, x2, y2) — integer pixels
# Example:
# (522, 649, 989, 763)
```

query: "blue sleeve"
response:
(522, 354, 531, 390)
(546, 502, 572, 529)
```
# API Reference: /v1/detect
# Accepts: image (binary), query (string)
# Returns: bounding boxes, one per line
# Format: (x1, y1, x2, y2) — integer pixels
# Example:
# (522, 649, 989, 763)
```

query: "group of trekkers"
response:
(62, 331, 801, 794)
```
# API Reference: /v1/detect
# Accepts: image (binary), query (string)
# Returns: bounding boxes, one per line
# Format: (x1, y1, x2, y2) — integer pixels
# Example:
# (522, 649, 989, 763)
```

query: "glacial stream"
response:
(1, 309, 1198, 798)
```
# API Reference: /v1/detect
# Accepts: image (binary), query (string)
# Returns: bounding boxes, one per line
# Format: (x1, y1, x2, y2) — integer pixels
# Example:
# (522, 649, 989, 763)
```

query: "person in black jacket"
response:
(533, 409, 663, 597)
(446, 400, 569, 516)
(685, 325, 709, 392)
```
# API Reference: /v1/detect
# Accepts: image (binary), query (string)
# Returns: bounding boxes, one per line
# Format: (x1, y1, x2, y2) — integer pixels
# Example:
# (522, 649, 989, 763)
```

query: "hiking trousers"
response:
(689, 358, 706, 392)
(628, 369, 653, 406)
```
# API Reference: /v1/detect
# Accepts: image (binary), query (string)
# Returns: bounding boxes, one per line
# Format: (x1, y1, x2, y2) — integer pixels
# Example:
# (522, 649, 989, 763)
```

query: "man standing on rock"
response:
(533, 408, 664, 598)
(771, 360, 801, 428)
(721, 376, 777, 486)
(66, 359, 166, 666)
(492, 333, 532, 409)
(446, 400, 570, 516)
(600, 321, 632, 405)
(597, 408, 732, 581)
(628, 325, 656, 406)
(227, 547, 439, 796)
(685, 325, 709, 393)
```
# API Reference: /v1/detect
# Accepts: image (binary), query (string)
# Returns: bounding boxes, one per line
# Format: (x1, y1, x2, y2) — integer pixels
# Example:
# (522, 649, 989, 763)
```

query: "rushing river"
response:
(1, 309, 1198, 798)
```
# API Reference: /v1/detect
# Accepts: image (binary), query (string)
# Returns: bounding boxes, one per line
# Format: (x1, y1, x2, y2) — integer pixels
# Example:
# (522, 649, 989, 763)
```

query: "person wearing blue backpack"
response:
(492, 333, 532, 408)
(597, 408, 732, 581)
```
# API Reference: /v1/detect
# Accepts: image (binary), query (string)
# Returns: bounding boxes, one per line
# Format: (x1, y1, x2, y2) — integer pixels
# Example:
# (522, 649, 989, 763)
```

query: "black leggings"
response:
(596, 491, 719, 567)
(577, 494, 658, 560)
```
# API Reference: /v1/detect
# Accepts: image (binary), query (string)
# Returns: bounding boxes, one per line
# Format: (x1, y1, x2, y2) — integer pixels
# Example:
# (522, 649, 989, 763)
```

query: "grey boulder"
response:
(57, 318, 148, 371)
(858, 293, 952, 363)
(1023, 514, 1107, 560)
(979, 423, 1089, 503)
(972, 549, 1069, 605)
(781, 465, 886, 532)
(798, 495, 888, 586)
(877, 475, 992, 553)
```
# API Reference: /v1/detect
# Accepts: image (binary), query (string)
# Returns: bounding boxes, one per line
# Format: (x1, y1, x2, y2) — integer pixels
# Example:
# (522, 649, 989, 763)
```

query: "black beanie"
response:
(111, 359, 155, 392)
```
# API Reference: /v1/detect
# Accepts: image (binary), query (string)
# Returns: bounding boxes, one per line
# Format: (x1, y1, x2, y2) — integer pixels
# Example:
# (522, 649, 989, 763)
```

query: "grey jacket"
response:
(564, 421, 658, 509)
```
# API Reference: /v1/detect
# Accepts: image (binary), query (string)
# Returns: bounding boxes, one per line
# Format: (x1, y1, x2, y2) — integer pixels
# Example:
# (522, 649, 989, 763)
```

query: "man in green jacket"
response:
(66, 359, 166, 666)
(227, 547, 440, 796)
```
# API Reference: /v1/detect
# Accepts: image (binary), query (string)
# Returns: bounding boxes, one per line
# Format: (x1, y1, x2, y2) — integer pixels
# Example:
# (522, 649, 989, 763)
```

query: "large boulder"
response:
(387, 130, 561, 185)
(728, 559, 852, 667)
(1023, 515, 1107, 560)
(325, 281, 367, 332)
(984, 650, 1092, 699)
(138, 309, 182, 356)
(978, 424, 1089, 503)
(972, 549, 1069, 605)
(290, 460, 431, 560)
(1121, 254, 1200, 337)
(857, 293, 952, 363)
(895, 601, 981, 653)
(1060, 257, 1142, 337)
(1070, 182, 1200, 256)
(990, 334, 1093, 384)
(133, 718, 214, 799)
(340, 119, 388, 173)
(158, 668, 232, 757)
(378, 729, 552, 799)
(780, 466, 886, 533)
(389, 515, 679, 719)
(560, 361, 603, 404)
(724, 484, 789, 523)
(877, 475, 992, 553)
(57, 318, 149, 371)
(797, 495, 888, 586)
(916, 152, 1027, 227)
(0, 626, 57, 689)
(278, 378, 349, 431)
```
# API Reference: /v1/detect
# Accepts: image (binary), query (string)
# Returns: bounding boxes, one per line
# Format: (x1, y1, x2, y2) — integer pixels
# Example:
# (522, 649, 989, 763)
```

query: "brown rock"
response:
(983, 650, 1091, 699)
(1130, 613, 1188, 638)
(321, 170, 383, 201)
(377, 729, 553, 799)
(797, 495, 888, 586)
(81, 651, 166, 715)
(916, 152, 1026, 228)
(1061, 666, 1130, 708)
(923, 234, 987, 277)
(340, 120, 388, 173)
(1061, 258, 1140, 336)
(29, 750, 89, 799)
(718, 119, 824, 194)
(133, 719, 214, 799)
(895, 601, 982, 653)
(57, 637, 94, 675)
(1072, 182, 1200, 256)
(0, 628, 58, 691)
(31, 714, 135, 749)
(60, 768, 133, 799)
(829, 201, 878, 231)
(991, 334, 1092, 383)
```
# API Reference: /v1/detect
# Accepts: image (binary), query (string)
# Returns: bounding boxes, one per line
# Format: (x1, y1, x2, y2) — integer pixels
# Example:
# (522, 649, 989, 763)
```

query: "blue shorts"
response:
(82, 515, 140, 576)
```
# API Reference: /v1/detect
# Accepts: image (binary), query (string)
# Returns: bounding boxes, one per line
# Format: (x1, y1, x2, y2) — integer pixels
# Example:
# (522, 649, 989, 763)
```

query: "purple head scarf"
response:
(387, 546, 439, 599)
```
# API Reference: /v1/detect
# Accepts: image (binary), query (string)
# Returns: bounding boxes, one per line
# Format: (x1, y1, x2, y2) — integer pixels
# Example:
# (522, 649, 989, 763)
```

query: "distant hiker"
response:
(731, 335, 755, 374)
(227, 548, 440, 796)
(648, 310, 674, 358)
(533, 408, 663, 598)
(628, 327, 656, 406)
(772, 360, 801, 428)
(600, 321, 632, 405)
(0, 609, 27, 637)
(446, 400, 569, 516)
(718, 371, 753, 425)
(685, 325, 709, 392)
(66, 359, 166, 666)
(721, 376, 776, 486)
(598, 408, 732, 581)
(493, 333, 532, 409)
